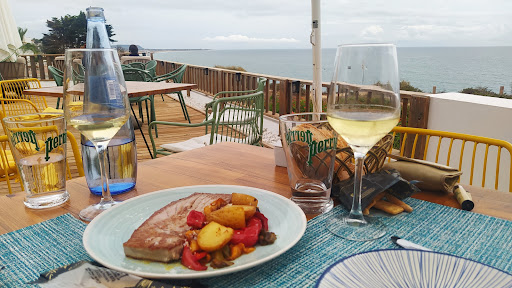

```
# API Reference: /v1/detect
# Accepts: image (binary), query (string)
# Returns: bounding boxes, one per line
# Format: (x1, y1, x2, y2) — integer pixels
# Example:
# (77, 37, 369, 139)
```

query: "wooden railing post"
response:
(500, 86, 504, 95)
(404, 94, 430, 159)
(432, 86, 436, 94)
(279, 80, 291, 115)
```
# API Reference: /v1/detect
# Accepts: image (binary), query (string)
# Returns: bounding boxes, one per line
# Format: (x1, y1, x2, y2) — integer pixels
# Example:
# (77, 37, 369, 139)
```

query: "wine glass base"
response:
(79, 200, 121, 222)
(326, 212, 386, 241)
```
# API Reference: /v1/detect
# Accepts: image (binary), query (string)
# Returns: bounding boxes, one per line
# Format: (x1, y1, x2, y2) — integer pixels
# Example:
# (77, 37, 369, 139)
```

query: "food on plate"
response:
(205, 205, 246, 229)
(123, 192, 276, 271)
(231, 193, 258, 207)
(123, 193, 231, 262)
(197, 221, 234, 252)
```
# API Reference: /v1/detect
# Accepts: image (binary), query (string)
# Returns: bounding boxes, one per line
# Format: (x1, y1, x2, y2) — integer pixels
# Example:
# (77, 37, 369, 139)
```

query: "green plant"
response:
(460, 86, 511, 98)
(0, 27, 40, 62)
(400, 80, 423, 92)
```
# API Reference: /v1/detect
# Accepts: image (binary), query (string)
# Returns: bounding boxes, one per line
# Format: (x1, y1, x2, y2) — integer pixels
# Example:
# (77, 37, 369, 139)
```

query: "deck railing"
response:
(156, 60, 430, 129)
(21, 54, 430, 129)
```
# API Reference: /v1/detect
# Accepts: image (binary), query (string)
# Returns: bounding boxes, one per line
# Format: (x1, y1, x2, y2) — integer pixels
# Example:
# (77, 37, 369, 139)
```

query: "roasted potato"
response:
(197, 222, 234, 252)
(204, 198, 228, 217)
(237, 205, 257, 220)
(231, 193, 258, 207)
(206, 205, 246, 229)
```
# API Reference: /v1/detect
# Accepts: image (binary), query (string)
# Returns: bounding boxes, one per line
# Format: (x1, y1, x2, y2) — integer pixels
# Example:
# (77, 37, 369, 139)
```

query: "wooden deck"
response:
(0, 94, 209, 194)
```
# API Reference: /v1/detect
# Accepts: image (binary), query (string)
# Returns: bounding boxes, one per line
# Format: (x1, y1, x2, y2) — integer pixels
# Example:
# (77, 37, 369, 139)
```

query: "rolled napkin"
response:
(383, 156, 462, 193)
(454, 184, 474, 211)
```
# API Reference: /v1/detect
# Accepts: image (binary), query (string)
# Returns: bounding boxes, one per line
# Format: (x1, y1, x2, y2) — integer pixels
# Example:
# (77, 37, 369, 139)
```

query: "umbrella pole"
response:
(311, 0, 322, 114)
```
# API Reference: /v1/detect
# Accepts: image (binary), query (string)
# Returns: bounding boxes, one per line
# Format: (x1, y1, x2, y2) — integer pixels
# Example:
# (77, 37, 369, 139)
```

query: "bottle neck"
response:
(86, 7, 111, 48)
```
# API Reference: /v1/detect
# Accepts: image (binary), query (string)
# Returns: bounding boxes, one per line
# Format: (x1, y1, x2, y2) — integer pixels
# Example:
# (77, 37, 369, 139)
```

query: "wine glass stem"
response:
(348, 152, 366, 223)
(95, 141, 114, 206)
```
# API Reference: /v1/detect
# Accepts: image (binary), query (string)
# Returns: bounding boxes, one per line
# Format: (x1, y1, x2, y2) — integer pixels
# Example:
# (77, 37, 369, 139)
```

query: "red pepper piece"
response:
(181, 246, 207, 271)
(253, 211, 268, 231)
(186, 210, 206, 229)
(194, 251, 208, 261)
(230, 218, 262, 247)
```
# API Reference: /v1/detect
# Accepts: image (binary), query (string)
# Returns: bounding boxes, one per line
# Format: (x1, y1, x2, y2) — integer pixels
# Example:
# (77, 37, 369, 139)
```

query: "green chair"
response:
(48, 66, 64, 108)
(122, 68, 154, 125)
(148, 78, 266, 158)
(154, 64, 190, 123)
(128, 62, 146, 70)
(144, 60, 157, 78)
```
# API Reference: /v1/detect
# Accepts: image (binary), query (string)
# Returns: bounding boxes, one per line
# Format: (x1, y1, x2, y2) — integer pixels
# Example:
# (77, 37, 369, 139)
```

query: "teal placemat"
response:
(201, 198, 512, 287)
(0, 214, 91, 288)
(1, 200, 512, 288)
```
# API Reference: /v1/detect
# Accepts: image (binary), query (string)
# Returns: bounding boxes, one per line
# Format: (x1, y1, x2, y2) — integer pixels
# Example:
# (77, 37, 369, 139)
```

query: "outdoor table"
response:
(25, 81, 198, 158)
(1, 142, 510, 233)
(1, 142, 512, 287)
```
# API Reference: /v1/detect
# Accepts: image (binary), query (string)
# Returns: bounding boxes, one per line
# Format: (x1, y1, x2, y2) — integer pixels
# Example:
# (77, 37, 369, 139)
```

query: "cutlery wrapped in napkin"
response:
(383, 156, 462, 193)
(29, 260, 203, 288)
(331, 169, 419, 215)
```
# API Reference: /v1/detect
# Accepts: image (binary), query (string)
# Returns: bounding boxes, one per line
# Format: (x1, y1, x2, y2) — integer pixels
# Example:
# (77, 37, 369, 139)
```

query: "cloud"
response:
(202, 34, 299, 43)
(360, 25, 384, 39)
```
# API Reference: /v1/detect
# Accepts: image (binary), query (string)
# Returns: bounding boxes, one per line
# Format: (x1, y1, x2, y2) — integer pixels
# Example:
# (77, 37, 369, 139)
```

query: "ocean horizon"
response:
(154, 47, 512, 94)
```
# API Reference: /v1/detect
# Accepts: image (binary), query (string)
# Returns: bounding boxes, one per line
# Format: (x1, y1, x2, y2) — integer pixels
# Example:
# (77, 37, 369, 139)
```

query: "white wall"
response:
(425, 93, 512, 192)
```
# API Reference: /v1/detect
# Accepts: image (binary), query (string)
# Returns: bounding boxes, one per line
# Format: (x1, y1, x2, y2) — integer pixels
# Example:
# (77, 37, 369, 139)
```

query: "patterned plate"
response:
(316, 249, 512, 288)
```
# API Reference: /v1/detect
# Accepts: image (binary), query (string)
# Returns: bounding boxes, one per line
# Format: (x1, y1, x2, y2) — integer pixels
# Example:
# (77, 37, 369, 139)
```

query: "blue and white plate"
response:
(83, 185, 307, 279)
(316, 249, 512, 288)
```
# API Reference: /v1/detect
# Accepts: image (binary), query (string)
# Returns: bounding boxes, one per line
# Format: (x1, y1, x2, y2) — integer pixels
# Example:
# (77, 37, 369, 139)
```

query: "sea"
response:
(154, 47, 512, 94)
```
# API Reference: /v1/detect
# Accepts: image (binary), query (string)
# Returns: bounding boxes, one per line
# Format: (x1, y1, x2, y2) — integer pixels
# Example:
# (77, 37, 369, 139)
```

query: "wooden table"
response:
(1, 142, 511, 235)
(27, 82, 198, 158)
(26, 81, 197, 98)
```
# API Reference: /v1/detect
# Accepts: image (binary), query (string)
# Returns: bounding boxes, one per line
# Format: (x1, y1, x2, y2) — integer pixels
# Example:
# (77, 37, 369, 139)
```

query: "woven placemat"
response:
(1, 200, 511, 288)
(0, 214, 91, 288)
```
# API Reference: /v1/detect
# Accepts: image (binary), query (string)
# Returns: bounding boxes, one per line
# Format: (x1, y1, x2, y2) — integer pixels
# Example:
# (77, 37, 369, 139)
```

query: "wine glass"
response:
(63, 48, 131, 221)
(326, 44, 400, 241)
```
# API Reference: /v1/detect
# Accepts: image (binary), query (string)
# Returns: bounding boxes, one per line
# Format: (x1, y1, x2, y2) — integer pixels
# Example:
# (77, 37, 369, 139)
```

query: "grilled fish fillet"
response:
(123, 192, 231, 262)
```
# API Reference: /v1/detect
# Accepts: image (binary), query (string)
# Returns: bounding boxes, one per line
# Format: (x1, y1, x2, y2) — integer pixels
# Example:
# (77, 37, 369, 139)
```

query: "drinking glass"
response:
(326, 44, 400, 241)
(63, 48, 131, 221)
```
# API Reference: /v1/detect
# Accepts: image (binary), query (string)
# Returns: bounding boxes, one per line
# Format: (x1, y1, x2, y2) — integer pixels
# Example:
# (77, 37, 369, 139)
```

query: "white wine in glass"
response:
(63, 48, 131, 222)
(327, 44, 400, 241)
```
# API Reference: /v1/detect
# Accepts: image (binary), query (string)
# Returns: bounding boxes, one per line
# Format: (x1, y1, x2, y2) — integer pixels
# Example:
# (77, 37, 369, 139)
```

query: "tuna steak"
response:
(123, 192, 231, 262)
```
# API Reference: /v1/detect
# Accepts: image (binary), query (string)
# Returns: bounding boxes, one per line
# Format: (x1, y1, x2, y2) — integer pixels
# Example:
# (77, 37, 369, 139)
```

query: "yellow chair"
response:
(0, 135, 19, 194)
(0, 78, 48, 114)
(390, 126, 512, 192)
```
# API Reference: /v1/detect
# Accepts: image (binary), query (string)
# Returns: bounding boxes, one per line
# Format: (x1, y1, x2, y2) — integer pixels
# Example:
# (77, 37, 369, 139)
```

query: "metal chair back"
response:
(390, 126, 512, 192)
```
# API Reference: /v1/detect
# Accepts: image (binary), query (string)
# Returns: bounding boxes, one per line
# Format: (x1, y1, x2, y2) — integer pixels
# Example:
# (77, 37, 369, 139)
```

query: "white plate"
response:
(83, 185, 307, 279)
(316, 249, 512, 288)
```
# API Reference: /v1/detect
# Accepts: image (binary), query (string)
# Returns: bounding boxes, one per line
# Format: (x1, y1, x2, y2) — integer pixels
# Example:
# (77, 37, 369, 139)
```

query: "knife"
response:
(391, 236, 432, 251)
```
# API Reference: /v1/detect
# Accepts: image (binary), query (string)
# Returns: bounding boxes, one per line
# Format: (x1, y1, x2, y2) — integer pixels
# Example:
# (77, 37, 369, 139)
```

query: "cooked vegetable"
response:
(231, 193, 258, 207)
(181, 246, 207, 271)
(253, 211, 269, 231)
(197, 222, 234, 252)
(187, 210, 206, 229)
(210, 250, 234, 269)
(206, 205, 246, 229)
(228, 243, 244, 260)
(230, 217, 262, 247)
(259, 231, 277, 245)
(237, 205, 257, 220)
(204, 198, 228, 216)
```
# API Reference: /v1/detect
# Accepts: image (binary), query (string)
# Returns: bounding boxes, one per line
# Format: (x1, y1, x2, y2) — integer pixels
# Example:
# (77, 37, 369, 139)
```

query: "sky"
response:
(9, 0, 512, 50)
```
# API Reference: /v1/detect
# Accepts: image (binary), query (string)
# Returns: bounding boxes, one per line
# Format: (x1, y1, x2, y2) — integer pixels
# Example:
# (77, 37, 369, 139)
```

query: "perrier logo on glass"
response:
(10, 130, 67, 161)
(285, 128, 337, 166)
